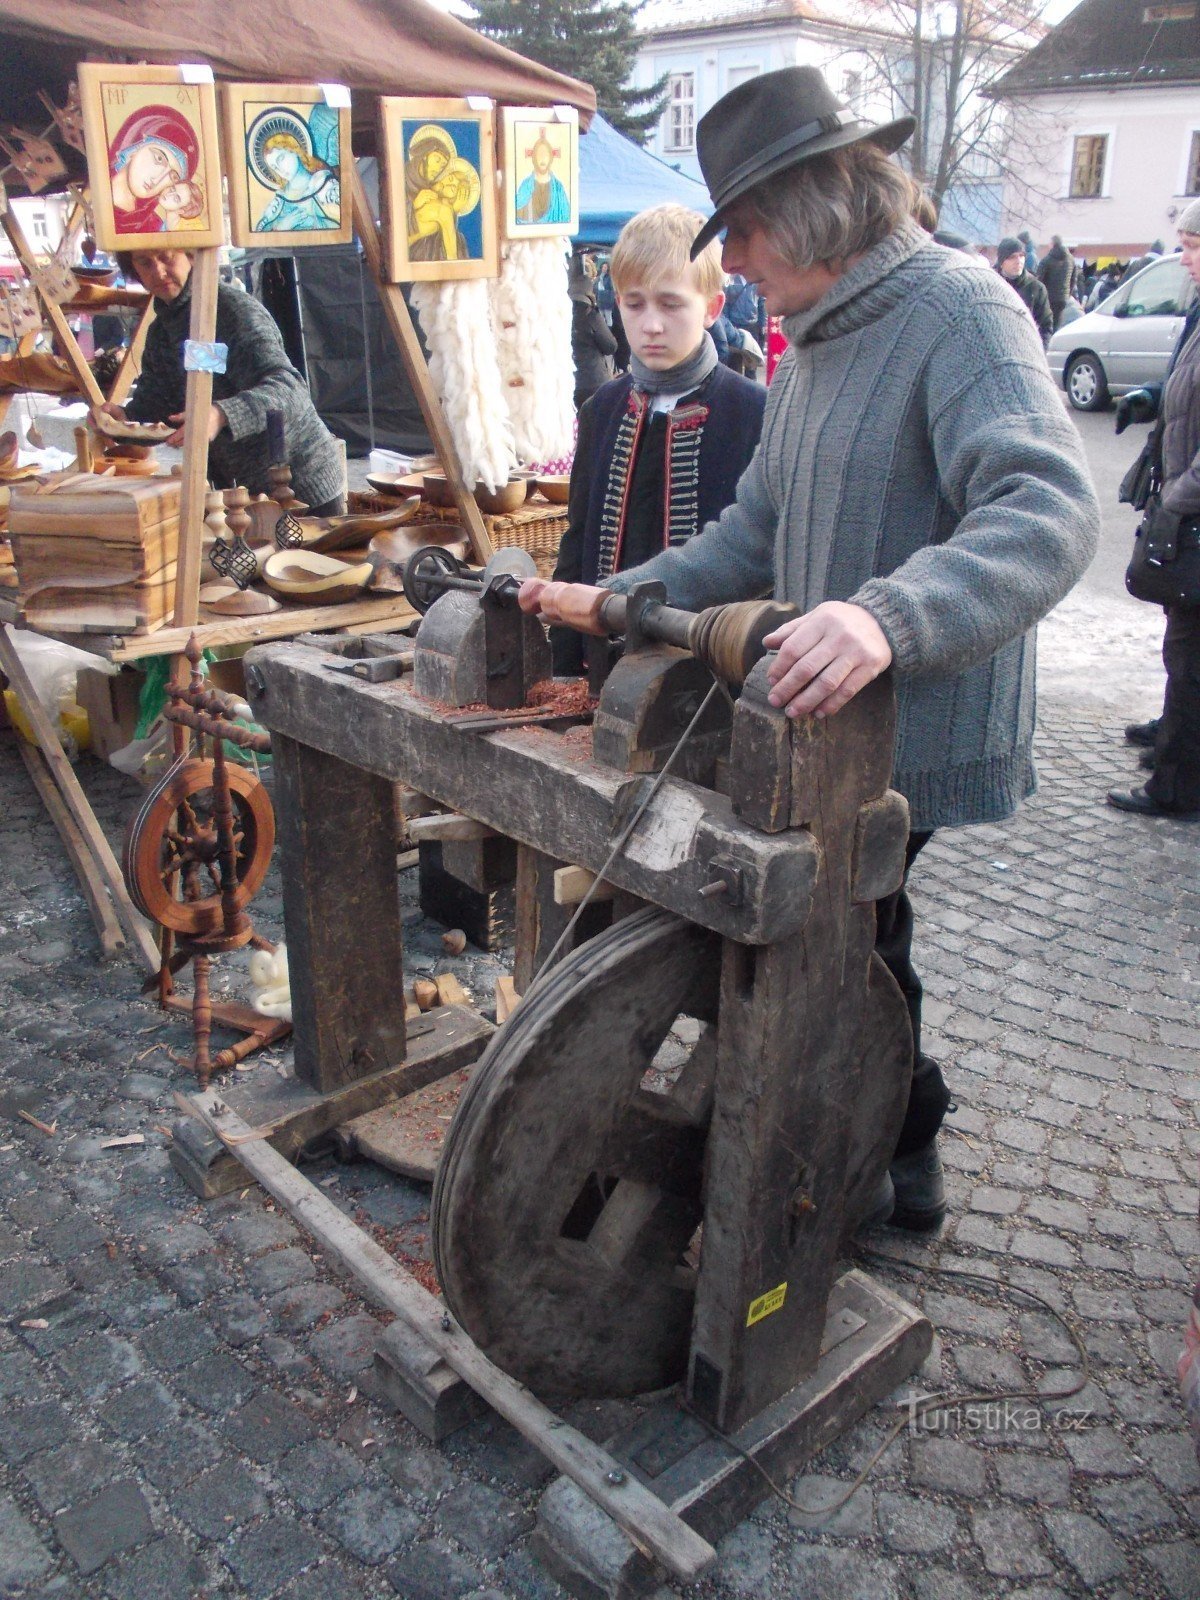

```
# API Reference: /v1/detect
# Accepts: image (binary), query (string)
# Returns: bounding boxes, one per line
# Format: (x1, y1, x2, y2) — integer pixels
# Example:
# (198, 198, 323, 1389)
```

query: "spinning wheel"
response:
(123, 758, 275, 940)
(432, 908, 912, 1400)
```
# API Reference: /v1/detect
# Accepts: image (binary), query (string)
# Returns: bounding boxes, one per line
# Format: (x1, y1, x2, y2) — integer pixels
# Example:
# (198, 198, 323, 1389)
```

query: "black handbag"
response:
(1126, 500, 1200, 607)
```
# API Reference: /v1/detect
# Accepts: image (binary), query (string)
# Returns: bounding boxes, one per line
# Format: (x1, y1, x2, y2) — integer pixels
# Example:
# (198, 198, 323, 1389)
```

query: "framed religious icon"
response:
(77, 63, 224, 251)
(378, 97, 498, 283)
(221, 83, 352, 248)
(499, 107, 579, 240)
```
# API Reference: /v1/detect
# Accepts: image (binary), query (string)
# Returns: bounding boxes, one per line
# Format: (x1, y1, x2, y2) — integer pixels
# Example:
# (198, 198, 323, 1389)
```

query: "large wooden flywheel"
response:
(432, 907, 912, 1400)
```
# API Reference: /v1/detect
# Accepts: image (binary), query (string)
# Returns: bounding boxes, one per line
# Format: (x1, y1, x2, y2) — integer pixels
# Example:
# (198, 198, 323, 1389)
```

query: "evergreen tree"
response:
(467, 0, 667, 144)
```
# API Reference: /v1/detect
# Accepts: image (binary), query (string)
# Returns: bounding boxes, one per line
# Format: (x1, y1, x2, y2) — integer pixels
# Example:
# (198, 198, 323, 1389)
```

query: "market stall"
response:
(0, 0, 594, 970)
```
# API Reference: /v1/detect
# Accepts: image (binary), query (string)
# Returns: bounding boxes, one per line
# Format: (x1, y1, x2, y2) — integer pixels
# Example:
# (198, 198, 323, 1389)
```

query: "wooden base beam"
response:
(179, 1090, 717, 1587)
(534, 1270, 931, 1600)
(169, 1003, 492, 1198)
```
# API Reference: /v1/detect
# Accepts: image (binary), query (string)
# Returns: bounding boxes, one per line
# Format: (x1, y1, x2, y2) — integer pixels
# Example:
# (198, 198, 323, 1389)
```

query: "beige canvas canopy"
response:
(0, 0, 595, 186)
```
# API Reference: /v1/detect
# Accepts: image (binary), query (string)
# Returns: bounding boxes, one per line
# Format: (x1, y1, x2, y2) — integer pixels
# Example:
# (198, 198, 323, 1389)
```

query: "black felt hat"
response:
(690, 67, 915, 256)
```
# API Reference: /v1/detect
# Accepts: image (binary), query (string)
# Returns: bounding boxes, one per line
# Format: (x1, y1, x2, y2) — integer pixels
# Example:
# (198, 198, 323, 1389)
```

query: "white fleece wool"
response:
(492, 238, 574, 466)
(410, 279, 516, 492)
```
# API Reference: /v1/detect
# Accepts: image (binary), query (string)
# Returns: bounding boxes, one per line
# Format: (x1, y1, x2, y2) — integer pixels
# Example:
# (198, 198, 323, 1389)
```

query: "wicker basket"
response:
(391, 496, 567, 577)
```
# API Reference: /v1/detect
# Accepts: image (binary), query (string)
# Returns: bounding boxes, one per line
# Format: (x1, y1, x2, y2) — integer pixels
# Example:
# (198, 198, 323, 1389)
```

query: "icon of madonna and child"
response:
(404, 123, 484, 263)
(106, 105, 210, 235)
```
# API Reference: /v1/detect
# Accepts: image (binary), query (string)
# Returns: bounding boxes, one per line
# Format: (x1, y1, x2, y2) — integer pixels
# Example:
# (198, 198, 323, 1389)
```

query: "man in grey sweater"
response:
(526, 68, 1099, 1230)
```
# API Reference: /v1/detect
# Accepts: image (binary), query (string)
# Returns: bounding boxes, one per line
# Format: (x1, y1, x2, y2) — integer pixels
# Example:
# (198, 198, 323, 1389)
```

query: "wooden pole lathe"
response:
(346, 164, 494, 565)
(172, 248, 220, 628)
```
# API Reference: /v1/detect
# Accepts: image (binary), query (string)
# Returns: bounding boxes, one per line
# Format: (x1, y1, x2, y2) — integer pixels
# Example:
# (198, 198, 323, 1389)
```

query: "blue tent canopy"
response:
(579, 113, 712, 245)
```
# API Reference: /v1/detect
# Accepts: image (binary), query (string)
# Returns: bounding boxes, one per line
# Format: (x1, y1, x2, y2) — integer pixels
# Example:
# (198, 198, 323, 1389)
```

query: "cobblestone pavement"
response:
(0, 686, 1197, 1600)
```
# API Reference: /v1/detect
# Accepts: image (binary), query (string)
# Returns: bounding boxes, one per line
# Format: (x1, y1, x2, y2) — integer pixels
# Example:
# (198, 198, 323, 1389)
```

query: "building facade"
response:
(996, 0, 1200, 255)
(629, 0, 1027, 246)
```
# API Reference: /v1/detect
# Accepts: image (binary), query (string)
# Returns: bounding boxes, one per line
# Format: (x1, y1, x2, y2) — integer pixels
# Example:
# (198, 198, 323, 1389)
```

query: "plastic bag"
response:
(3, 628, 116, 759)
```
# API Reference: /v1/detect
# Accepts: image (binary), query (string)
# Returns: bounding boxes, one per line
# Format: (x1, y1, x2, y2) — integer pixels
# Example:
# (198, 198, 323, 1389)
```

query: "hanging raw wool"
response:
(492, 237, 574, 468)
(409, 280, 516, 493)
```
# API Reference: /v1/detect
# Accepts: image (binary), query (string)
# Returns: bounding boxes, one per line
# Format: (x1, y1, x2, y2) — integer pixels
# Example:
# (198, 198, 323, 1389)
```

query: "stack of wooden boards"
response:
(9, 474, 180, 633)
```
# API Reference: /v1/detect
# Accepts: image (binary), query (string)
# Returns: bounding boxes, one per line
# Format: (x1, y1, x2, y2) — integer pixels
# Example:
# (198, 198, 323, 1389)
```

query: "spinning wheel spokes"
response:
(122, 759, 274, 937)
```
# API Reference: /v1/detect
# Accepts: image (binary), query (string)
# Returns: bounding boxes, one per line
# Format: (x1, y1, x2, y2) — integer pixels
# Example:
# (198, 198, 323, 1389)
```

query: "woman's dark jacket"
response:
(571, 293, 618, 403)
(125, 277, 344, 509)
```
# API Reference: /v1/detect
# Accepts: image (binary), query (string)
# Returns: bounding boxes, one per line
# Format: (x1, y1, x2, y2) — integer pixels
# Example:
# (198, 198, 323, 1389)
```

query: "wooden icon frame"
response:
(78, 63, 225, 251)
(378, 96, 498, 283)
(220, 83, 353, 248)
(499, 106, 579, 241)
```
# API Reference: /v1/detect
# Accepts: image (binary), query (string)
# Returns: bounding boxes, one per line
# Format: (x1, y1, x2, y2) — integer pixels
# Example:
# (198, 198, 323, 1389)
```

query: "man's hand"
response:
(762, 602, 892, 719)
(165, 403, 226, 449)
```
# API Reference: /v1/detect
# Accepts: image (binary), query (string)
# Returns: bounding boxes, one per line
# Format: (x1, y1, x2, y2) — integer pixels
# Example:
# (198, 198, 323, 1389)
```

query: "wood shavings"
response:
(16, 1110, 56, 1136)
(100, 1133, 145, 1149)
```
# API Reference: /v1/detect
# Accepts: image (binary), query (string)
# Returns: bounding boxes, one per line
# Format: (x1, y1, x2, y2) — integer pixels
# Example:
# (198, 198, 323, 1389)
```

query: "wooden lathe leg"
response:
(272, 733, 407, 1091)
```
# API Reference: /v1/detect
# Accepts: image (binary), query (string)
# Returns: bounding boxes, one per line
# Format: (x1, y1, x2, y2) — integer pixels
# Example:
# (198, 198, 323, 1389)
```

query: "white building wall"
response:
(1001, 85, 1200, 254)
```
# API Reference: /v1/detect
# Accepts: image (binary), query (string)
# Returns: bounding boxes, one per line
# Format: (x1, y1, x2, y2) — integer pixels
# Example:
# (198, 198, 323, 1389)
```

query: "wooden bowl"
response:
(73, 266, 117, 285)
(535, 476, 570, 504)
(474, 478, 528, 516)
(421, 472, 455, 507)
(367, 471, 427, 497)
(261, 549, 373, 604)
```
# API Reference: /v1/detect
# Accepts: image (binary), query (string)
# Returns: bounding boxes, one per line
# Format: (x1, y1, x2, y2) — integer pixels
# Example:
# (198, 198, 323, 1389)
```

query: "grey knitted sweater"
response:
(606, 221, 1099, 831)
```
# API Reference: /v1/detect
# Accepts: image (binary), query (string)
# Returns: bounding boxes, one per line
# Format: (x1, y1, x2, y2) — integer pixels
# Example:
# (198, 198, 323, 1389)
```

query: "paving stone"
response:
(279, 1556, 376, 1600)
(1043, 1509, 1126, 1585)
(138, 1311, 219, 1373)
(953, 1345, 1027, 1390)
(246, 1246, 319, 1297)
(1090, 1476, 1178, 1535)
(267, 1281, 347, 1335)
(276, 1437, 366, 1512)
(21, 1439, 120, 1515)
(0, 1259, 72, 1317)
(102, 1535, 213, 1600)
(1141, 1540, 1200, 1600)
(712, 1519, 774, 1596)
(1060, 1425, 1140, 1477)
(909, 1436, 988, 1497)
(172, 1348, 258, 1415)
(321, 1484, 422, 1564)
(876, 1491, 960, 1554)
(175, 1457, 269, 1540)
(377, 1441, 457, 1504)
(97, 1378, 181, 1442)
(971, 1507, 1055, 1578)
(387, 1538, 482, 1599)
(787, 1546, 900, 1600)
(213, 1292, 271, 1347)
(1136, 1428, 1200, 1492)
(137, 1418, 222, 1491)
(0, 1399, 75, 1464)
(0, 1494, 54, 1588)
(994, 1453, 1071, 1505)
(225, 1516, 324, 1599)
(308, 1313, 383, 1380)
(55, 1333, 143, 1400)
(53, 1480, 155, 1576)
(437, 1482, 534, 1558)
(224, 1390, 317, 1461)
(785, 1473, 874, 1538)
(217, 1207, 302, 1256)
(907, 1570, 981, 1600)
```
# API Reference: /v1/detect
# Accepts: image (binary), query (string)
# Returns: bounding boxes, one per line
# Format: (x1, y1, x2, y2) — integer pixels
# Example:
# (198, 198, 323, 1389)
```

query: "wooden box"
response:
(9, 476, 181, 635)
(76, 666, 143, 760)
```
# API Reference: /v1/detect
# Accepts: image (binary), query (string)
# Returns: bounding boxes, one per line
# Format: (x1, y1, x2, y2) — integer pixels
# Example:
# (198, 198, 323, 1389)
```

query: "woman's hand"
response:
(97, 401, 127, 421)
(762, 602, 892, 719)
(165, 403, 226, 449)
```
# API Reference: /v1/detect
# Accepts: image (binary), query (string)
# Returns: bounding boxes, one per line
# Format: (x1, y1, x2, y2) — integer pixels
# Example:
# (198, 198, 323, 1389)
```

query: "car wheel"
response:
(1064, 351, 1110, 412)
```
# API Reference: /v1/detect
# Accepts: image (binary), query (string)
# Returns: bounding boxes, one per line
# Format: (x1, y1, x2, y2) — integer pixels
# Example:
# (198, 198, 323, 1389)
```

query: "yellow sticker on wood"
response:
(746, 1281, 787, 1327)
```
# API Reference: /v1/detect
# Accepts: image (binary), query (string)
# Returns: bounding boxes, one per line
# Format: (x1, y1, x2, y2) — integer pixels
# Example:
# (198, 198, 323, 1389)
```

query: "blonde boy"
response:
(551, 204, 765, 672)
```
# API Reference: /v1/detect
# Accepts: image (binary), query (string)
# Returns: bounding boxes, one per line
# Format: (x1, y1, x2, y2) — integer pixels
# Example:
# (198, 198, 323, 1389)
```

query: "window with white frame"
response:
(31, 212, 49, 240)
(727, 64, 760, 92)
(1069, 133, 1107, 199)
(666, 72, 695, 152)
(1187, 130, 1200, 195)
